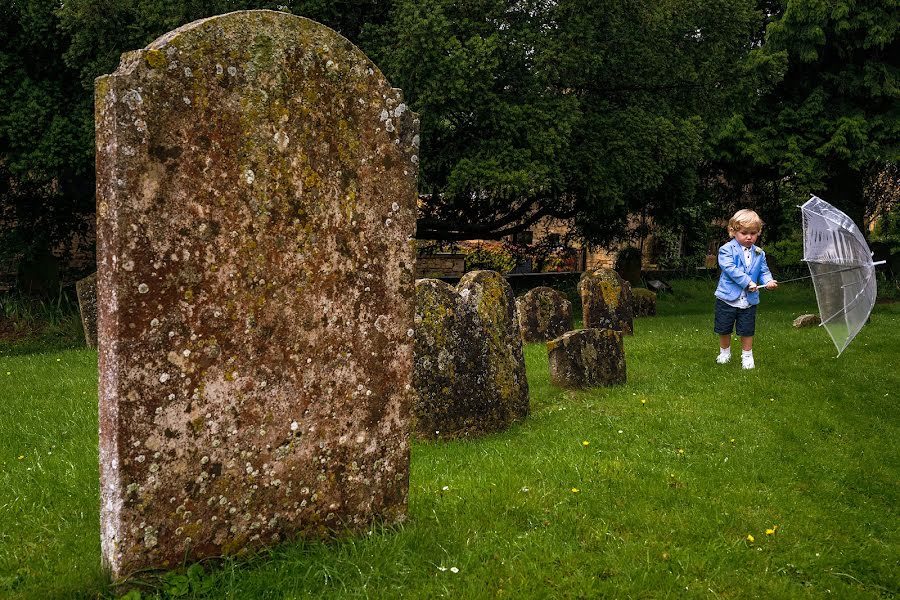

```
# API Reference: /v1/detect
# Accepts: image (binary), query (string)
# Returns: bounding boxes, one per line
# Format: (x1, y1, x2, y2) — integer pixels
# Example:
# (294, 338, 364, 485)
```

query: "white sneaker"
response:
(741, 354, 755, 369)
(716, 352, 731, 364)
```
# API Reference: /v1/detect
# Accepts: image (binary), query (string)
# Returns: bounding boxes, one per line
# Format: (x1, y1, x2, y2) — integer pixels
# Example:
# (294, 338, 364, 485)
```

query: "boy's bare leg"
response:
(740, 336, 753, 351)
(719, 334, 731, 350)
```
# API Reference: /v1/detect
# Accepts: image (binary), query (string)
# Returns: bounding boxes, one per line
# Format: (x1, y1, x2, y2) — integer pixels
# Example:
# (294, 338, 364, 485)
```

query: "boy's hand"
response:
(765, 280, 778, 289)
(748, 282, 758, 292)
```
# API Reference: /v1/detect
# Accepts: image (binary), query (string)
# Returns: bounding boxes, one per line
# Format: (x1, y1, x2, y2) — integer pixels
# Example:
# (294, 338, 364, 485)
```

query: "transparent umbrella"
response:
(797, 195, 885, 356)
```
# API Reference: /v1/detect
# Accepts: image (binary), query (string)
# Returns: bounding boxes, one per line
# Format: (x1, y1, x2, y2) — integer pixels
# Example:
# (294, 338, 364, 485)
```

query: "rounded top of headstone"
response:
(580, 268, 622, 283)
(109, 10, 394, 90)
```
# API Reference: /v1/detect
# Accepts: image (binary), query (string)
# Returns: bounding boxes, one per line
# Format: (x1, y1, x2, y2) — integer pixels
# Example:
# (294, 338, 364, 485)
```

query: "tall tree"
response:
(369, 0, 763, 243)
(364, 0, 578, 241)
(0, 0, 94, 277)
(716, 0, 899, 229)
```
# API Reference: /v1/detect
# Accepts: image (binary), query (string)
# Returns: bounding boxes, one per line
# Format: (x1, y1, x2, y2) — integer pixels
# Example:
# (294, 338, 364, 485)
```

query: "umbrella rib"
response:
(802, 197, 860, 233)
(817, 269, 874, 326)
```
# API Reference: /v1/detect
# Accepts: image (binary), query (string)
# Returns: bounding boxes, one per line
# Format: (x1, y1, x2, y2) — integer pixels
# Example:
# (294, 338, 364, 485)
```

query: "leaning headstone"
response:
(632, 287, 657, 317)
(547, 328, 626, 388)
(579, 268, 634, 334)
(95, 11, 419, 579)
(516, 286, 573, 343)
(414, 270, 529, 439)
(793, 314, 821, 328)
(76, 272, 98, 349)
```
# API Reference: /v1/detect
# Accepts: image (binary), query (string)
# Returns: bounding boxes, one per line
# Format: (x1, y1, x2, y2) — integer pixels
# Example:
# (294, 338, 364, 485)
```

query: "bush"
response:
(461, 242, 517, 274)
(765, 230, 804, 274)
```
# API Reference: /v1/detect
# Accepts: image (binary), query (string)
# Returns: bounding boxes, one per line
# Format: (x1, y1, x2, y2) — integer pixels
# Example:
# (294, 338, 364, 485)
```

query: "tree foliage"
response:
(715, 0, 898, 230)
(368, 0, 765, 243)
(0, 0, 896, 284)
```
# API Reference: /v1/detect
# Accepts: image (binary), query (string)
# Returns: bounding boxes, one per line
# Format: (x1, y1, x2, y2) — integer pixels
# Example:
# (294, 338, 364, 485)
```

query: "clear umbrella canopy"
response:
(800, 195, 879, 356)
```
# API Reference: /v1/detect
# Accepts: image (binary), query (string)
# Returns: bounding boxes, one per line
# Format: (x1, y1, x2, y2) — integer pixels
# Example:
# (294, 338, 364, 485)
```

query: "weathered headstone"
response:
(793, 314, 821, 328)
(76, 272, 98, 348)
(579, 268, 634, 334)
(95, 10, 419, 578)
(632, 287, 657, 317)
(547, 328, 626, 388)
(516, 286, 573, 343)
(615, 247, 642, 286)
(414, 270, 529, 439)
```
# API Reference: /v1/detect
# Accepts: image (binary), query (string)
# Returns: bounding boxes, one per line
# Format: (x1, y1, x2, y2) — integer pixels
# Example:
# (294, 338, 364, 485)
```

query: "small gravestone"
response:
(414, 270, 529, 439)
(76, 272, 98, 348)
(95, 11, 419, 578)
(579, 268, 634, 334)
(793, 314, 821, 328)
(516, 286, 573, 343)
(632, 287, 657, 317)
(615, 247, 642, 286)
(547, 328, 626, 388)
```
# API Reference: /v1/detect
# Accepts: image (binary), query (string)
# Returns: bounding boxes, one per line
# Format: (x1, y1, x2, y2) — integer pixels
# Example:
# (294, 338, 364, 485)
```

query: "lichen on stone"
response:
(579, 269, 634, 335)
(516, 286, 573, 343)
(412, 271, 529, 440)
(95, 9, 418, 579)
(547, 328, 626, 389)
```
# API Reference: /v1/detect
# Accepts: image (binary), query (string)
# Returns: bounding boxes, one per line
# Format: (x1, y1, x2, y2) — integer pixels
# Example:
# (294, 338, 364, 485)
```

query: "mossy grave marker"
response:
(95, 10, 418, 579)
(413, 271, 529, 440)
(579, 268, 634, 334)
(516, 286, 573, 343)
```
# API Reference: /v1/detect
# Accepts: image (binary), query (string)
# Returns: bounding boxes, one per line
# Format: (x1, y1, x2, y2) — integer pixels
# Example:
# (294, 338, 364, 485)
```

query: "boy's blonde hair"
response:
(728, 209, 763, 235)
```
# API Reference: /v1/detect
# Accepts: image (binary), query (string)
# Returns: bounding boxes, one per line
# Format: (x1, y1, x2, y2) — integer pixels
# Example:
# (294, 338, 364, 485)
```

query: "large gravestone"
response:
(516, 286, 573, 343)
(95, 11, 419, 578)
(579, 268, 634, 334)
(414, 271, 529, 439)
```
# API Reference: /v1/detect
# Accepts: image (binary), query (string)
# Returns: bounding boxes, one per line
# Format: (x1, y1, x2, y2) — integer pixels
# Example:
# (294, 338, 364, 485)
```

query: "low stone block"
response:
(414, 270, 529, 439)
(76, 272, 98, 349)
(632, 287, 657, 317)
(579, 268, 634, 334)
(547, 328, 626, 389)
(793, 314, 821, 328)
(516, 286, 573, 343)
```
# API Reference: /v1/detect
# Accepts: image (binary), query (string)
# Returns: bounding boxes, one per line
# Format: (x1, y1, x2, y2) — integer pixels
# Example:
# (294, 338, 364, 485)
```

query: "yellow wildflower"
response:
(17, 455, 24, 460)
(582, 441, 590, 447)
(746, 534, 755, 542)
(641, 399, 646, 405)
(571, 488, 579, 493)
(766, 525, 778, 535)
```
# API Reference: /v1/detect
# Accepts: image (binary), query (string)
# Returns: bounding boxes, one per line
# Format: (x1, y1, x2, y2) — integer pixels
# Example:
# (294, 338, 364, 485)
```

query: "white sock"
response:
(742, 350, 753, 358)
(719, 347, 731, 357)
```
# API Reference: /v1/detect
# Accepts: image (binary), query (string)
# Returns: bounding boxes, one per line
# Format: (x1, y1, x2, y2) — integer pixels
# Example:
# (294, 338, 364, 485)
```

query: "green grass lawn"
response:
(1, 280, 897, 599)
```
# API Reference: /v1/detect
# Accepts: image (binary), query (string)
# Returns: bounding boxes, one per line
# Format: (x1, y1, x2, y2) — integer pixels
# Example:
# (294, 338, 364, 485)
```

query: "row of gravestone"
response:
(83, 9, 655, 582)
(77, 268, 659, 355)
(78, 266, 644, 441)
(412, 268, 636, 442)
(515, 270, 656, 391)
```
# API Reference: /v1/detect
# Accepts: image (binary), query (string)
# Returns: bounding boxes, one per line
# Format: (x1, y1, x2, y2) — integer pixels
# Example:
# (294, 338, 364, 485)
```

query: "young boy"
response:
(714, 209, 777, 369)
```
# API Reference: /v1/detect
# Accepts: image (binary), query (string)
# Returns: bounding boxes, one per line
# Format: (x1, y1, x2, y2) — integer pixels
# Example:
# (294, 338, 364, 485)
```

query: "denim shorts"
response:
(714, 299, 757, 337)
